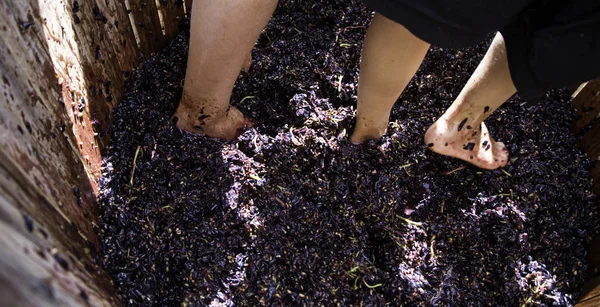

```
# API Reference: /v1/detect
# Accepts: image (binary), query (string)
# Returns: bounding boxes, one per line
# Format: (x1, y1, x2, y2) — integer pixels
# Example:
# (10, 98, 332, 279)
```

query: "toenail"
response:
(470, 155, 473, 159)
(458, 118, 468, 131)
(467, 125, 472, 130)
(484, 106, 490, 113)
(482, 140, 488, 146)
(485, 144, 491, 151)
(444, 142, 448, 146)
(427, 143, 434, 147)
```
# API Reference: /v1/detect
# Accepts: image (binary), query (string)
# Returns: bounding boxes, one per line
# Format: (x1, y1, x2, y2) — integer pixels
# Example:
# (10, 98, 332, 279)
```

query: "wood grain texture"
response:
(0, 0, 119, 304)
(129, 0, 166, 57)
(577, 293, 600, 307)
(185, 0, 193, 16)
(157, 0, 186, 40)
(579, 276, 600, 302)
(580, 121, 600, 164)
(573, 79, 600, 306)
(0, 0, 100, 243)
(0, 164, 118, 306)
(38, 0, 139, 181)
(572, 79, 600, 133)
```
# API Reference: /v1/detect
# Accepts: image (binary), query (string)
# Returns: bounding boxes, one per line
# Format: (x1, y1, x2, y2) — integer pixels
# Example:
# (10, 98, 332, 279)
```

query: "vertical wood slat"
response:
(185, 0, 194, 17)
(573, 78, 600, 306)
(580, 123, 600, 162)
(0, 0, 119, 304)
(129, 0, 166, 57)
(157, 0, 186, 40)
(578, 276, 600, 303)
(40, 0, 139, 182)
(590, 165, 600, 196)
(96, 0, 140, 69)
(0, 0, 98, 245)
(577, 295, 600, 307)
(0, 164, 118, 306)
(572, 78, 600, 133)
(584, 234, 600, 283)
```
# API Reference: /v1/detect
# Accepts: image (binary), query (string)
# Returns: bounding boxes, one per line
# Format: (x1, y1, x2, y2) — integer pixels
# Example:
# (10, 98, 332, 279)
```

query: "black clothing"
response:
(363, 0, 600, 99)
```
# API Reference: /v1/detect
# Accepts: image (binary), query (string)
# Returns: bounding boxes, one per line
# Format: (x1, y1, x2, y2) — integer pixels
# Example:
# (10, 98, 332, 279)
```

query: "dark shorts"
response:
(363, 0, 600, 100)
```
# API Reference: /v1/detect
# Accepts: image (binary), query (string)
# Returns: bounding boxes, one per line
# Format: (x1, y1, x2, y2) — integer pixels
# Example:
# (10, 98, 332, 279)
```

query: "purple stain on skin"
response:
(485, 144, 491, 151)
(463, 143, 476, 151)
(458, 118, 468, 131)
(482, 140, 488, 147)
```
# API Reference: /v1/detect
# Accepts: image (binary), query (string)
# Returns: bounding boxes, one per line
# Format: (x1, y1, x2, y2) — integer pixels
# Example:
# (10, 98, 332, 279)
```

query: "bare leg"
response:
(173, 0, 278, 140)
(424, 33, 516, 170)
(350, 13, 430, 144)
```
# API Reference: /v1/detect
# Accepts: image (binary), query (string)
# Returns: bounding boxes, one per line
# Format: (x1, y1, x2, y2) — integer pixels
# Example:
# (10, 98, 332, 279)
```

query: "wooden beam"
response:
(128, 0, 166, 57)
(0, 0, 119, 303)
(185, 0, 193, 17)
(579, 103, 600, 158)
(572, 78, 600, 133)
(0, 6, 99, 243)
(0, 169, 118, 306)
(157, 0, 186, 40)
(0, 0, 140, 184)
(578, 276, 600, 303)
(577, 293, 600, 307)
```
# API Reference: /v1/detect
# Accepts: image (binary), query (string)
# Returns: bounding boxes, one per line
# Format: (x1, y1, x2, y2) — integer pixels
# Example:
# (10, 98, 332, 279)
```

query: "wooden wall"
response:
(0, 0, 188, 305)
(1, 0, 599, 305)
(573, 78, 600, 307)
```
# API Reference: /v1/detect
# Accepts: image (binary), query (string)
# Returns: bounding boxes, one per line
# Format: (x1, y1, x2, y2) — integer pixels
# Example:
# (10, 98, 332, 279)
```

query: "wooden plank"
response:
(590, 165, 600, 196)
(580, 121, 600, 162)
(94, 0, 141, 68)
(0, 0, 99, 242)
(588, 232, 600, 272)
(129, 0, 166, 57)
(0, 0, 118, 304)
(34, 0, 139, 180)
(0, 164, 118, 306)
(577, 293, 600, 307)
(185, 0, 194, 17)
(157, 0, 186, 40)
(578, 276, 600, 304)
(572, 78, 600, 133)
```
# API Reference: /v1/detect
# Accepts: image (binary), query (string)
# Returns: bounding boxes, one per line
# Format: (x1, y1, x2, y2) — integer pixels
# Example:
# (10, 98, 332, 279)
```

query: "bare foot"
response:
(425, 116, 508, 170)
(172, 96, 252, 140)
(349, 115, 389, 144)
